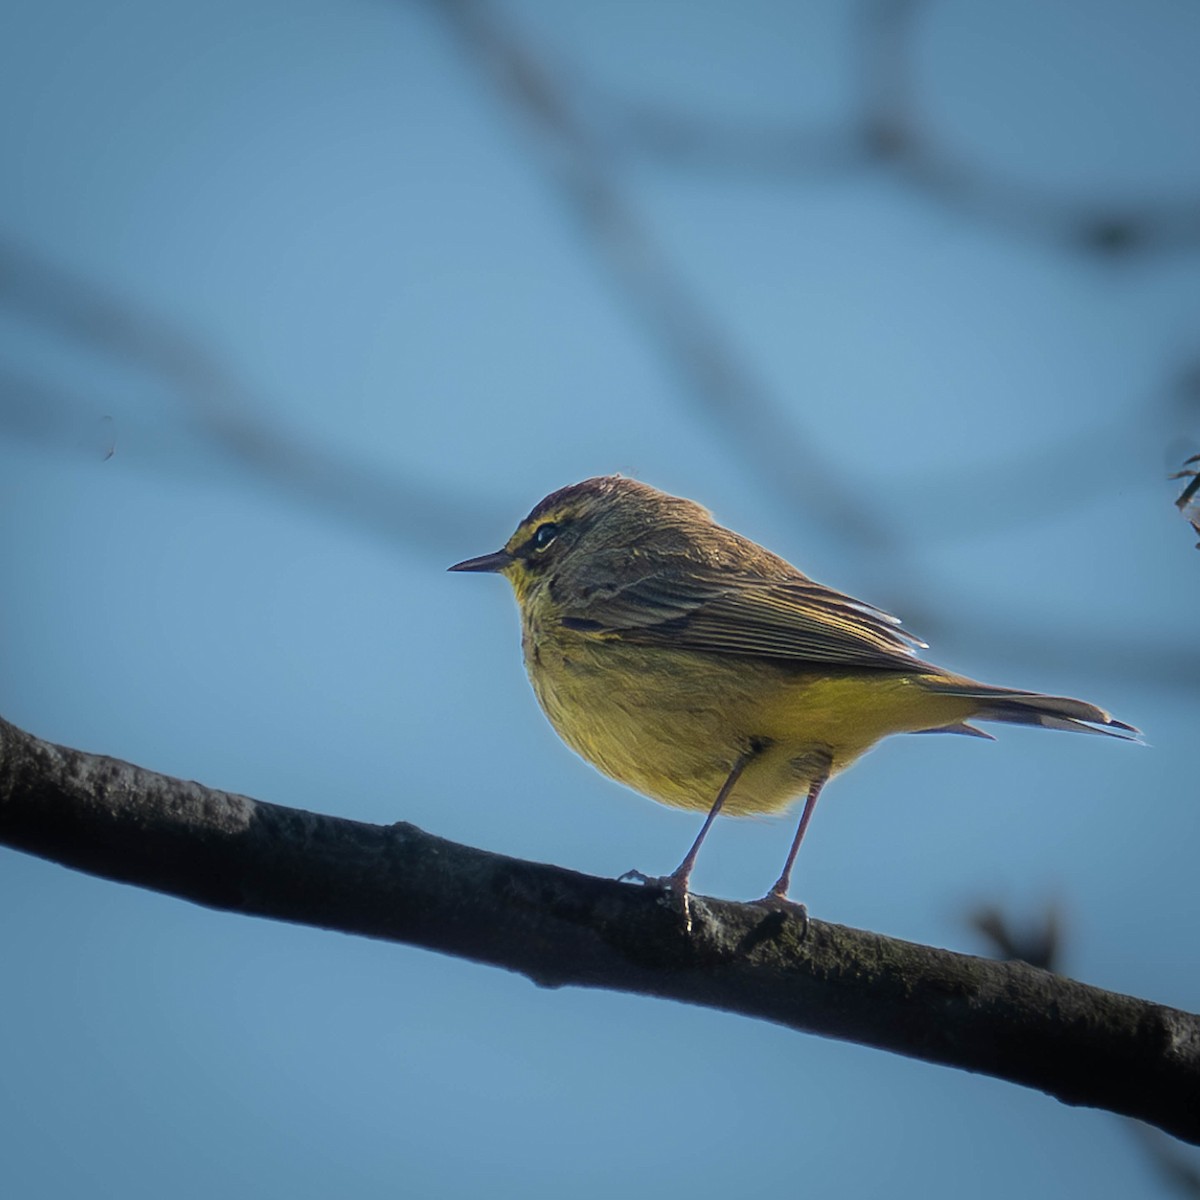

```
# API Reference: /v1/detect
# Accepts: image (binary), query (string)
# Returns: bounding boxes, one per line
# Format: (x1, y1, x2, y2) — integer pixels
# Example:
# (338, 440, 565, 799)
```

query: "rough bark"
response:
(2, 713, 1197, 1143)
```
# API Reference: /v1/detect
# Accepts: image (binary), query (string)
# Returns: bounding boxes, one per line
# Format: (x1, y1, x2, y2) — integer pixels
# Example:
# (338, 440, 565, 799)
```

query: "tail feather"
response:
(919, 679, 1141, 741)
(912, 721, 996, 740)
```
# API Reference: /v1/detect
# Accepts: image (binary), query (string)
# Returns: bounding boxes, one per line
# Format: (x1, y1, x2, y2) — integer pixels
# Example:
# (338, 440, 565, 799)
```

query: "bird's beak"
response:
(448, 548, 513, 573)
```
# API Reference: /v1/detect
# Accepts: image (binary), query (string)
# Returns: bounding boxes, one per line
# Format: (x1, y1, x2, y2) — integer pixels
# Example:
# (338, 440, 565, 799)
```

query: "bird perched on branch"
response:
(451, 476, 1138, 906)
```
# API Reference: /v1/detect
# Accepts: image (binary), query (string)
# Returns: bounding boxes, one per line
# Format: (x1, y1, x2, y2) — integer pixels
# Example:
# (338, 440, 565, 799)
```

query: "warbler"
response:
(450, 476, 1137, 903)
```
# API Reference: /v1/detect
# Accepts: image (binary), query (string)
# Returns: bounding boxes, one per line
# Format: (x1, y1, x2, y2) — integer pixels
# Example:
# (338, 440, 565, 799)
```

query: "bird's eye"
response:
(531, 522, 559, 552)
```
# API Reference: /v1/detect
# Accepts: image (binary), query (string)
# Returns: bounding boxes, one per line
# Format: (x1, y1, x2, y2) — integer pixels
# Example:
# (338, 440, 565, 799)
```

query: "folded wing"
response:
(558, 562, 930, 672)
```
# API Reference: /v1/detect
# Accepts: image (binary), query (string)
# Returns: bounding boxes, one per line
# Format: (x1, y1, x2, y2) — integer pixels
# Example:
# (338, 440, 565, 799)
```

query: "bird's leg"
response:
(760, 770, 828, 905)
(660, 748, 754, 894)
(621, 748, 755, 896)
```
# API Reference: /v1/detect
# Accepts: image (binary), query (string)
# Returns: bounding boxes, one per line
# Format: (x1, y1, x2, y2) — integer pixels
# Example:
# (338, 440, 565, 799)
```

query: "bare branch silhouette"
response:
(973, 903, 1200, 1192)
(2, 712, 1198, 1145)
(1172, 453, 1200, 549)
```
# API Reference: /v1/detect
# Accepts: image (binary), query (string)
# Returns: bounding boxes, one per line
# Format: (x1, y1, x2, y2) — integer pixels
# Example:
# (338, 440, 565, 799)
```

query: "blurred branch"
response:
(421, 0, 1200, 692)
(969, 902, 1061, 972)
(603, 0, 1200, 258)
(427, 0, 1191, 556)
(973, 901, 1200, 1192)
(3, 236, 1192, 689)
(3, 711, 1200, 1145)
(0, 238, 488, 552)
(935, 609, 1200, 693)
(427, 0, 902, 556)
(1127, 1122, 1200, 1198)
(848, 405, 1156, 541)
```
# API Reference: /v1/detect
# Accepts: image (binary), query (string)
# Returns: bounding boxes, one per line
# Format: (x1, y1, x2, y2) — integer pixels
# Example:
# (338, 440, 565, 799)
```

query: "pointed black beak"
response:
(448, 548, 512, 573)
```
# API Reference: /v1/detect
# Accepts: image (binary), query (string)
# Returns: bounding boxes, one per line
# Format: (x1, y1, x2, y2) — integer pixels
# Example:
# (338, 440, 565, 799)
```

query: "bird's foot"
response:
(618, 868, 696, 931)
(618, 868, 656, 887)
(618, 867, 691, 893)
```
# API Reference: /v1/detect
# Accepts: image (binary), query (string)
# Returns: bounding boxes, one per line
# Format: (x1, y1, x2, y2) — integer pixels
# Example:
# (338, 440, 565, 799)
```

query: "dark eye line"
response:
(520, 519, 563, 561)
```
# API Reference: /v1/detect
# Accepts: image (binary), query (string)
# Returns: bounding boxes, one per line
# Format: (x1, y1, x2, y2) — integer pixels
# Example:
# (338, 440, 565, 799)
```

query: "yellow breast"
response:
(522, 618, 976, 816)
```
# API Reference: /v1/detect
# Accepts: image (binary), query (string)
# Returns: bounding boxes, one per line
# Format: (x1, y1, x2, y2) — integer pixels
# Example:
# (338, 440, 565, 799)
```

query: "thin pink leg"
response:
(662, 750, 753, 893)
(765, 774, 828, 900)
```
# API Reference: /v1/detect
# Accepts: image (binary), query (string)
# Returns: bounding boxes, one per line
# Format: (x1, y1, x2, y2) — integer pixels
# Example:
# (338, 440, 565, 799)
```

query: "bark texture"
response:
(1, 714, 1196, 1143)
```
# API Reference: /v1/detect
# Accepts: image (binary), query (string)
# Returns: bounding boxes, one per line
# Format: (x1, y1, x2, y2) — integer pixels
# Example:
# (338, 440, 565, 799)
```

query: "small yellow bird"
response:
(451, 476, 1137, 904)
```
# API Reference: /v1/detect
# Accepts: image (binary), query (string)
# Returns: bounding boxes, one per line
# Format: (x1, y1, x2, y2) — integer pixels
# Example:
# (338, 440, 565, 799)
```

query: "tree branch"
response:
(1173, 452, 1200, 549)
(2, 713, 1197, 1143)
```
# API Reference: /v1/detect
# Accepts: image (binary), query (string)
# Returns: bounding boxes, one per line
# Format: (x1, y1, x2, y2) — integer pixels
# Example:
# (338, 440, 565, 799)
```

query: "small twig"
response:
(972, 901, 1200, 1185)
(1170, 453, 1200, 549)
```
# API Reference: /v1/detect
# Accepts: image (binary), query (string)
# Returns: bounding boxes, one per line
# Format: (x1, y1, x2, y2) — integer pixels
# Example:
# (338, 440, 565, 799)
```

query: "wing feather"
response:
(556, 561, 929, 671)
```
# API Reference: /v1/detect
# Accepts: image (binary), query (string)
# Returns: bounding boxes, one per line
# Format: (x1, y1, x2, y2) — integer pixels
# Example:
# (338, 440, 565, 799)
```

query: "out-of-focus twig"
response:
(860, 410, 1155, 541)
(1126, 1122, 1200, 1197)
(425, 0, 1187, 557)
(3, 3, 1195, 687)
(973, 902, 1200, 1184)
(857, 0, 1200, 258)
(4, 232, 1198, 688)
(969, 902, 1061, 972)
(427, 0, 902, 558)
(419, 0, 1200, 691)
(0, 238, 489, 553)
(603, 0, 1200, 259)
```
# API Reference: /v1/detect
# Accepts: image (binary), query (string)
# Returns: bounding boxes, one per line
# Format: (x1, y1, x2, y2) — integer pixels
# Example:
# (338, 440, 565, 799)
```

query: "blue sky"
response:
(2, 2, 1198, 1196)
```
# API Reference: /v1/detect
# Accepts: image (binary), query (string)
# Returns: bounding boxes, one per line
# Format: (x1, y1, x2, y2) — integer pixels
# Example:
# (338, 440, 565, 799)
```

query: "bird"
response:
(450, 475, 1138, 905)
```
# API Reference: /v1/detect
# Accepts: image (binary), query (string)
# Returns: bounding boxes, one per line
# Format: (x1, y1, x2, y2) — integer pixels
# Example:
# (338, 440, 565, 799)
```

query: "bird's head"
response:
(448, 475, 712, 607)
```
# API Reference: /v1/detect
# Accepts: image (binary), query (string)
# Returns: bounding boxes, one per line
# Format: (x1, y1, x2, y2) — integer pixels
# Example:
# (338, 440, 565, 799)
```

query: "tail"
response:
(918, 678, 1141, 741)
